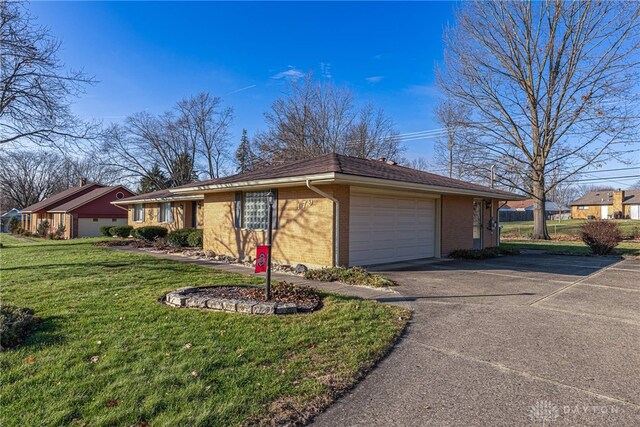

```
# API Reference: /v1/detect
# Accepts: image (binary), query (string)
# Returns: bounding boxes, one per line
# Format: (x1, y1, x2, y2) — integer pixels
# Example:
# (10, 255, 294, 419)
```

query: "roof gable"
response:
(21, 184, 103, 212)
(49, 186, 133, 212)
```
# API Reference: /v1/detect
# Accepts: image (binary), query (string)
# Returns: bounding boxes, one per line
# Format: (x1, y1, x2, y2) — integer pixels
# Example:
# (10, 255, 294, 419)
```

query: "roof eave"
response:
(111, 194, 205, 205)
(332, 173, 524, 199)
(169, 173, 338, 194)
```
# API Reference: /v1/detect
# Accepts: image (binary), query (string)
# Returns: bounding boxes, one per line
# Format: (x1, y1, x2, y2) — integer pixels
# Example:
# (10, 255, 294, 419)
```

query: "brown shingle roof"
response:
(49, 186, 130, 212)
(571, 189, 640, 206)
(175, 153, 521, 198)
(21, 184, 102, 212)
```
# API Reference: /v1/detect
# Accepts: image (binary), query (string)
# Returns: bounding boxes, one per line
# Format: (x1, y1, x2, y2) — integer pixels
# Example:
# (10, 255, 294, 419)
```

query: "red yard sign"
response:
(255, 245, 269, 273)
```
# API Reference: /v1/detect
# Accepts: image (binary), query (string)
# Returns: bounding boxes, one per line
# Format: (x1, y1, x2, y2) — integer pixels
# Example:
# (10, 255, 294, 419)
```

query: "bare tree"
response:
(0, 1, 97, 147)
(433, 99, 476, 180)
(256, 75, 401, 163)
(438, 1, 640, 239)
(102, 93, 233, 187)
(177, 93, 233, 179)
(400, 156, 430, 172)
(0, 149, 120, 208)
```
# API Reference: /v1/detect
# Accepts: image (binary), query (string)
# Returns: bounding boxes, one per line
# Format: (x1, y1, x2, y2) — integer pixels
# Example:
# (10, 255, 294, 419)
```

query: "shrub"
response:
(36, 220, 50, 237)
(0, 305, 38, 350)
(580, 220, 622, 255)
(187, 229, 203, 247)
(448, 246, 519, 259)
(132, 226, 167, 241)
(53, 224, 65, 239)
(99, 225, 113, 237)
(109, 225, 133, 238)
(7, 216, 20, 233)
(166, 228, 197, 247)
(305, 266, 395, 288)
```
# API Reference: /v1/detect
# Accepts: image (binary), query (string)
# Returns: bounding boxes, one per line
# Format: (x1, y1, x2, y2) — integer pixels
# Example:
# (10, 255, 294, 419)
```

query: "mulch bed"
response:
(189, 283, 320, 312)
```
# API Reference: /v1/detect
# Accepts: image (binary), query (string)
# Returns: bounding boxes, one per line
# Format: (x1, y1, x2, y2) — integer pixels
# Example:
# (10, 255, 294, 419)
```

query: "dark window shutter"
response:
(271, 189, 278, 229)
(234, 192, 242, 228)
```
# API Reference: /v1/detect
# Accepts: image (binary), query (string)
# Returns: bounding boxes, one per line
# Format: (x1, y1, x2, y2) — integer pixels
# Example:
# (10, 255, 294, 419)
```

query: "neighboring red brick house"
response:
(20, 181, 134, 238)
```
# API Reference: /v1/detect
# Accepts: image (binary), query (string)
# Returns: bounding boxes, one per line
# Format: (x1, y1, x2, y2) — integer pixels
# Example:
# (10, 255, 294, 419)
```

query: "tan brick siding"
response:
(571, 205, 610, 219)
(203, 185, 341, 268)
(127, 202, 186, 231)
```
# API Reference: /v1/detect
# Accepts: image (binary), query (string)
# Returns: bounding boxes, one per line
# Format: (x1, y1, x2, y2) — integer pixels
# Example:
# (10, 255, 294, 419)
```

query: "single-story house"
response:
(499, 199, 568, 222)
(21, 180, 134, 238)
(571, 189, 640, 220)
(112, 189, 204, 232)
(162, 153, 522, 268)
(1, 208, 21, 233)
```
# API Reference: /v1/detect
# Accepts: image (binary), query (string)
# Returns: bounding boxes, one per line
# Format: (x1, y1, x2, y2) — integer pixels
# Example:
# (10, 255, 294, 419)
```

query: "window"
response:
(112, 218, 118, 222)
(578, 206, 589, 210)
(134, 204, 145, 222)
(159, 202, 174, 223)
(115, 192, 125, 200)
(235, 190, 278, 230)
(60, 214, 65, 226)
(93, 218, 98, 222)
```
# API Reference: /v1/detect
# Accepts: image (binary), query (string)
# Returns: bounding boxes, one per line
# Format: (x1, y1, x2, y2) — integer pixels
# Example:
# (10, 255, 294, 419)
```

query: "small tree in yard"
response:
(8, 216, 20, 233)
(36, 220, 50, 238)
(580, 220, 622, 255)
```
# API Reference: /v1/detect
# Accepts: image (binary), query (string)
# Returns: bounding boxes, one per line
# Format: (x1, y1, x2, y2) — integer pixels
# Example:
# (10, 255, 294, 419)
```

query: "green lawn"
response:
(501, 240, 640, 256)
(501, 219, 640, 239)
(0, 234, 409, 426)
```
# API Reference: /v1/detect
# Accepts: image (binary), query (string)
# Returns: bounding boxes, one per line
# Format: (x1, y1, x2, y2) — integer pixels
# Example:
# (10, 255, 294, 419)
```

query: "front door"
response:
(473, 200, 483, 249)
(601, 205, 608, 219)
(191, 201, 197, 228)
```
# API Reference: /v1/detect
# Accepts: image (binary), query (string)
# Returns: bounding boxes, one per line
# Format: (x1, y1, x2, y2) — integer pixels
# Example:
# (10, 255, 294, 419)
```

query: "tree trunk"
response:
(532, 179, 550, 240)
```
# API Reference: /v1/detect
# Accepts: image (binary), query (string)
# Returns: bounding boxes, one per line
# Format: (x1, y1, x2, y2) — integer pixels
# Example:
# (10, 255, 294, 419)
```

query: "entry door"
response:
(473, 201, 483, 249)
(601, 205, 608, 219)
(191, 201, 198, 228)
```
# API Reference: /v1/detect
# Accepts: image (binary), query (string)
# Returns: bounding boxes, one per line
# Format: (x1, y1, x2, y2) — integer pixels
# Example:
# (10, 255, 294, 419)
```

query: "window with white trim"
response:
(577, 206, 589, 210)
(134, 204, 145, 222)
(159, 202, 174, 223)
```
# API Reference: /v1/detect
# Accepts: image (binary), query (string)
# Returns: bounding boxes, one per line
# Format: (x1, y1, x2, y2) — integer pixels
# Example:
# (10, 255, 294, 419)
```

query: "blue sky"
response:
(32, 1, 454, 163)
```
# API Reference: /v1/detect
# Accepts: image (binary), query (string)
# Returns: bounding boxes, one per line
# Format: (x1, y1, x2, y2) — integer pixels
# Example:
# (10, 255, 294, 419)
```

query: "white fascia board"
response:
(169, 173, 337, 194)
(111, 194, 204, 206)
(333, 173, 524, 200)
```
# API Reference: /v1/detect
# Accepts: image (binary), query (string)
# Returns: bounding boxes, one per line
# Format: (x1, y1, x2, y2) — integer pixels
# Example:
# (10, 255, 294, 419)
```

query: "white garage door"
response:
(631, 205, 640, 220)
(77, 218, 128, 237)
(349, 191, 435, 266)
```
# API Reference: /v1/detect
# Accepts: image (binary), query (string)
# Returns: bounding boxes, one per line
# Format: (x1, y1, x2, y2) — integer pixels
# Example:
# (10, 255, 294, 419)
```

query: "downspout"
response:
(306, 180, 340, 267)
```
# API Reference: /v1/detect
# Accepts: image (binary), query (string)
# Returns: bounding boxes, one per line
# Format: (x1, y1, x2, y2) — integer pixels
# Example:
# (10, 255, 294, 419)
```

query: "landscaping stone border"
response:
(164, 286, 300, 315)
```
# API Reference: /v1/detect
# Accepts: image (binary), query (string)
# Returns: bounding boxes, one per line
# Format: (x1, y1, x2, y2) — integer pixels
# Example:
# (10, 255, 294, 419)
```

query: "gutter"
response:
(306, 180, 340, 267)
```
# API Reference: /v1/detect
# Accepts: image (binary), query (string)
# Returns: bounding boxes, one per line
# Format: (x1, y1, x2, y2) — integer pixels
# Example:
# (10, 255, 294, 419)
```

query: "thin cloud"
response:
(405, 84, 439, 97)
(227, 84, 257, 95)
(366, 75, 384, 84)
(272, 67, 305, 80)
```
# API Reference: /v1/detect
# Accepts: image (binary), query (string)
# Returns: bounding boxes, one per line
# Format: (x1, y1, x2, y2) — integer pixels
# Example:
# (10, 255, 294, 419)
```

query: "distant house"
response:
(499, 199, 567, 221)
(20, 180, 135, 238)
(571, 189, 640, 220)
(1, 208, 21, 233)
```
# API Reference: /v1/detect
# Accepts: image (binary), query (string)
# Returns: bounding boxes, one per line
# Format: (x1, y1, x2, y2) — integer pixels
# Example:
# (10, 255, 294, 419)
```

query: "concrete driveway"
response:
(313, 254, 640, 426)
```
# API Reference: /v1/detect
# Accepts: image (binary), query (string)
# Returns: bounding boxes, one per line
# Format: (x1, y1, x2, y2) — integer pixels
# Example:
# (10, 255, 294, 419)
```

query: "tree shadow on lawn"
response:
(9, 315, 67, 352)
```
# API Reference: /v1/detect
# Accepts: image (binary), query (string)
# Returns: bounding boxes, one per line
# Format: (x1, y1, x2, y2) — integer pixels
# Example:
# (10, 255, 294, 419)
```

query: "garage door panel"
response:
(78, 218, 127, 237)
(349, 192, 436, 266)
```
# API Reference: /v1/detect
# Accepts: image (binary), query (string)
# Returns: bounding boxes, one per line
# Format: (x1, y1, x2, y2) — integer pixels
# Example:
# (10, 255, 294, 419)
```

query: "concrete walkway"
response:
(115, 247, 400, 302)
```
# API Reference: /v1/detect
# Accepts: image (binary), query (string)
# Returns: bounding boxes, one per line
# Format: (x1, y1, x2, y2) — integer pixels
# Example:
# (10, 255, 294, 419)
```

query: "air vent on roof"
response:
(116, 192, 124, 200)
(386, 160, 397, 165)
